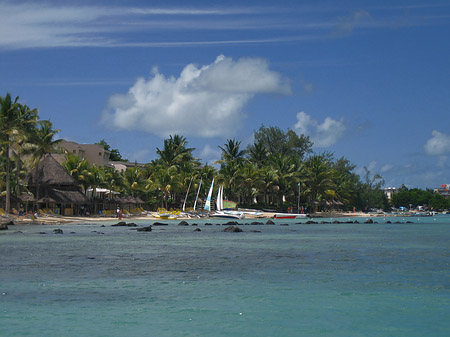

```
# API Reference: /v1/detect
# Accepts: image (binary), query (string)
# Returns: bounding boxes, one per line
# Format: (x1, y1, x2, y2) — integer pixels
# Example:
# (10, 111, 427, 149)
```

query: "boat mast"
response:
(182, 176, 194, 212)
(193, 179, 202, 211)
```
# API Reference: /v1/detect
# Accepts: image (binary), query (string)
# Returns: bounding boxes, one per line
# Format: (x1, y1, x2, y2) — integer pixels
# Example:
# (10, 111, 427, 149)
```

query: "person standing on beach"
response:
(118, 208, 123, 220)
(116, 206, 120, 218)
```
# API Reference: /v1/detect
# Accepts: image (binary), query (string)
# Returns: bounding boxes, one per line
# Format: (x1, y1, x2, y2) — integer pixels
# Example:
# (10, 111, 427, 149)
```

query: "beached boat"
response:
(212, 185, 245, 219)
(274, 213, 308, 219)
(153, 210, 180, 220)
(212, 211, 245, 219)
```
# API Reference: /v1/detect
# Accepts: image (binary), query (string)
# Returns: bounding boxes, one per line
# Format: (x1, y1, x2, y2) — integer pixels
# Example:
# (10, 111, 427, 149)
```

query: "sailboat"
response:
(212, 184, 245, 219)
(204, 179, 214, 212)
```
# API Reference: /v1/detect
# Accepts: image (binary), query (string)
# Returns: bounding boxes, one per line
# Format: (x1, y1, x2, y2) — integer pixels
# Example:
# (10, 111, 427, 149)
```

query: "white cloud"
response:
(294, 111, 345, 147)
(102, 55, 290, 138)
(332, 10, 371, 36)
(199, 144, 221, 164)
(424, 130, 450, 156)
(381, 164, 393, 173)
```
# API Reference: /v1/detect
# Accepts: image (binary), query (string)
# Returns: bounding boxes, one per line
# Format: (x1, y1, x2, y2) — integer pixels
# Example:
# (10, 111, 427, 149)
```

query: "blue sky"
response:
(1, 0, 449, 189)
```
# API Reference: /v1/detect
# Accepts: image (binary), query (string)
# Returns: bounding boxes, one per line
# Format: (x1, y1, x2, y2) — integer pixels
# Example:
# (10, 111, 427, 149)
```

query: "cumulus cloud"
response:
(424, 130, 450, 156)
(102, 55, 290, 138)
(294, 111, 346, 147)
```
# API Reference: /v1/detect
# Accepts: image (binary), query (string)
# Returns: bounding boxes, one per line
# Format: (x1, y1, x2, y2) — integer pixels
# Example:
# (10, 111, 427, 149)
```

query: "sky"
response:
(0, 0, 449, 189)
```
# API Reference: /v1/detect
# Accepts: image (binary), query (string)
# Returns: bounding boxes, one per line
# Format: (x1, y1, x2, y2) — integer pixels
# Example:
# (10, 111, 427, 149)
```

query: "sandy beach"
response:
(1, 210, 379, 226)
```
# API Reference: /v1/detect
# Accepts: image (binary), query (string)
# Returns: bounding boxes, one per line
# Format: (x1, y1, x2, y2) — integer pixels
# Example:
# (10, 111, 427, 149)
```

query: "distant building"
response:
(383, 187, 397, 200)
(55, 140, 144, 172)
(105, 161, 145, 172)
(435, 184, 450, 199)
(59, 140, 110, 167)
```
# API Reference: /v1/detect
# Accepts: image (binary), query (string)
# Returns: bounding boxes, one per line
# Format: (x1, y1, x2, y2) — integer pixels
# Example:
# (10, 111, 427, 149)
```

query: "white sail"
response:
(219, 185, 225, 211)
(193, 179, 202, 211)
(204, 178, 214, 211)
(216, 185, 222, 211)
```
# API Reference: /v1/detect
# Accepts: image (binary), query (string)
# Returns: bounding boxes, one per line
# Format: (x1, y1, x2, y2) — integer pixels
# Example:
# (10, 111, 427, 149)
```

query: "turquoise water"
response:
(1, 216, 449, 336)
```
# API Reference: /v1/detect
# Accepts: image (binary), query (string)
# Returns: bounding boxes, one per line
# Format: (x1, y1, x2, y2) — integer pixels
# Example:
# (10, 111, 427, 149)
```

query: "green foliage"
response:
(8, 92, 448, 214)
(392, 188, 449, 210)
(248, 125, 312, 159)
(96, 139, 127, 162)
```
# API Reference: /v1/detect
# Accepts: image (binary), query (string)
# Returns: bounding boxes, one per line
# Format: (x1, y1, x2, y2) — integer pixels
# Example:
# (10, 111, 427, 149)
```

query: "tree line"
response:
(3, 92, 446, 214)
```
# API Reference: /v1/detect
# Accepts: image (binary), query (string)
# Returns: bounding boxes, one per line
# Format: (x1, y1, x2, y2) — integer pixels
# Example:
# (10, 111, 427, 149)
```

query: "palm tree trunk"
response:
(5, 142, 11, 214)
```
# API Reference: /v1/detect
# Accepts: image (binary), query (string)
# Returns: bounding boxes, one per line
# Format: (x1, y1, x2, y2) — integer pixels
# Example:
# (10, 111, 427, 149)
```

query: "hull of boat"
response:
(274, 213, 308, 219)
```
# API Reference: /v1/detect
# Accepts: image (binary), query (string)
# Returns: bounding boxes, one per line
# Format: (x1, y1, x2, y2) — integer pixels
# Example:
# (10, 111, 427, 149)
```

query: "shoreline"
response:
(1, 210, 411, 226)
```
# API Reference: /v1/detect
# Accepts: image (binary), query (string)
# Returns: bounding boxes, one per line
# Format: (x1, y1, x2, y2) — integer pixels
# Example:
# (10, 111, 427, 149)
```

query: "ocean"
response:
(1, 215, 449, 336)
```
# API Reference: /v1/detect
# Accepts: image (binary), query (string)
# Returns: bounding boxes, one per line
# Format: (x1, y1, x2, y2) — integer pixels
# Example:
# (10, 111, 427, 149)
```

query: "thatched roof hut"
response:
(27, 154, 89, 205)
(28, 154, 78, 187)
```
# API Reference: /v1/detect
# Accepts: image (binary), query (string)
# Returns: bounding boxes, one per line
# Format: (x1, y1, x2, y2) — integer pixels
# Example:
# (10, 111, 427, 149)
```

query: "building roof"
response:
(28, 154, 78, 186)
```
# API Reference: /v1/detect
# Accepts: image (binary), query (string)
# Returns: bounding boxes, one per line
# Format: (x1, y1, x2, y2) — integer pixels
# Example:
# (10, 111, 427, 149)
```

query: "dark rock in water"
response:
(386, 221, 392, 224)
(38, 232, 46, 234)
(224, 221, 238, 226)
(305, 220, 318, 224)
(250, 230, 262, 233)
(137, 225, 152, 232)
(223, 225, 243, 232)
(53, 228, 63, 234)
(112, 221, 127, 226)
(101, 225, 105, 227)
(0, 223, 9, 230)
(320, 221, 330, 224)
(251, 222, 263, 225)
(193, 228, 201, 232)
(191, 223, 198, 226)
(266, 220, 275, 225)
(364, 219, 374, 224)
(332, 220, 341, 224)
(112, 221, 136, 227)
(406, 221, 414, 224)
(204, 223, 213, 226)
(178, 221, 189, 226)
(152, 222, 168, 226)
(353, 220, 360, 224)
(280, 223, 289, 226)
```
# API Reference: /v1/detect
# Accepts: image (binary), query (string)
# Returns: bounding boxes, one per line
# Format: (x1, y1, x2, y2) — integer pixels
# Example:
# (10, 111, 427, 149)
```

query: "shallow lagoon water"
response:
(1, 215, 449, 336)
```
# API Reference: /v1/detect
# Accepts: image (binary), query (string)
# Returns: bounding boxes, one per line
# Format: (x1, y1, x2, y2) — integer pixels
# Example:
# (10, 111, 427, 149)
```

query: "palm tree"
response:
(256, 166, 279, 207)
(28, 120, 63, 166)
(216, 138, 246, 167)
(156, 134, 195, 168)
(268, 153, 297, 211)
(303, 153, 336, 212)
(10, 104, 39, 196)
(146, 164, 178, 209)
(0, 93, 20, 213)
(247, 140, 267, 168)
(63, 154, 91, 192)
